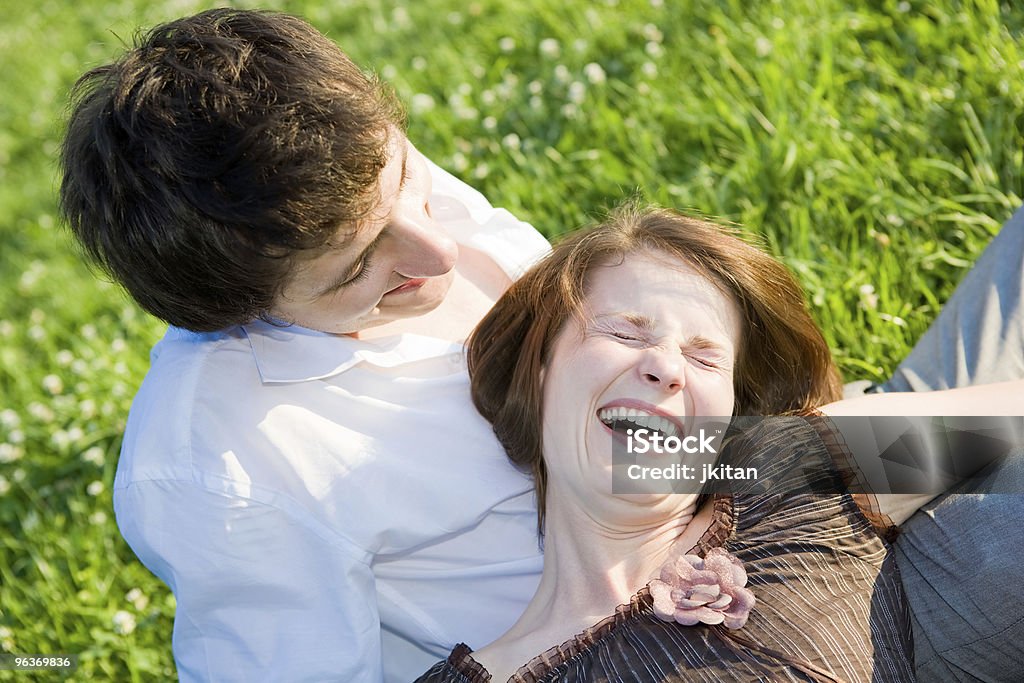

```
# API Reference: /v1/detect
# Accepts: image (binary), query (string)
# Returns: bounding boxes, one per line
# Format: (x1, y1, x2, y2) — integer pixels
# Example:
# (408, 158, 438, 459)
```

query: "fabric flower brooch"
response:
(650, 547, 755, 629)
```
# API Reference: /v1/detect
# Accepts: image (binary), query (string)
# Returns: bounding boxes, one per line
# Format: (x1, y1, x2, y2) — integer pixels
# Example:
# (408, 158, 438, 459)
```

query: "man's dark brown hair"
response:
(468, 204, 843, 532)
(60, 8, 403, 331)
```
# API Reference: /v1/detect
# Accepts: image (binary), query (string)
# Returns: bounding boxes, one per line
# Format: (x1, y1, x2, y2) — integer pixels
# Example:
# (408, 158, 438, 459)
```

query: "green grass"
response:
(1, 0, 1022, 678)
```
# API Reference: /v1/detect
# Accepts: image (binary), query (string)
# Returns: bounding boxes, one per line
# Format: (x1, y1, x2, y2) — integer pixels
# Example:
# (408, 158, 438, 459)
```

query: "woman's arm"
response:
(821, 379, 1024, 417)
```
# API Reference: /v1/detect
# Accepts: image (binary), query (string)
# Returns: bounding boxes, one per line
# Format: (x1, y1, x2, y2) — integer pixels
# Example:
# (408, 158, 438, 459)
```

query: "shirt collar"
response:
(242, 319, 463, 383)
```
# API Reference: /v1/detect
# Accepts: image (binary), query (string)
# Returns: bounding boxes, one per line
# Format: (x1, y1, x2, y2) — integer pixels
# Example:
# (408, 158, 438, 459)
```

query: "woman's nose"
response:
(638, 349, 686, 393)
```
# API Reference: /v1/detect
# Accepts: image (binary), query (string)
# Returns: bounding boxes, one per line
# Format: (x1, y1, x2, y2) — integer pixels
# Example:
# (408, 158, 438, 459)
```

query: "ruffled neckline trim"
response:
(448, 494, 735, 683)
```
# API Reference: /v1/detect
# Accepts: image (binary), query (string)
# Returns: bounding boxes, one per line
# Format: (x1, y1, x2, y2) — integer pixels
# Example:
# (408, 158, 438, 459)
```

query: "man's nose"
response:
(392, 210, 459, 278)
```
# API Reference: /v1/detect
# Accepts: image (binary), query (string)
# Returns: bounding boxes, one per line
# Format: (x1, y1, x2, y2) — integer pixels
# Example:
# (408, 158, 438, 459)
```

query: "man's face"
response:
(270, 134, 459, 335)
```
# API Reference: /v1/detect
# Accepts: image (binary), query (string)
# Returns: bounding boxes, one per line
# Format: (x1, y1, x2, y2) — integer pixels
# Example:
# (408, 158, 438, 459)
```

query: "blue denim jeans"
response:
(874, 207, 1024, 680)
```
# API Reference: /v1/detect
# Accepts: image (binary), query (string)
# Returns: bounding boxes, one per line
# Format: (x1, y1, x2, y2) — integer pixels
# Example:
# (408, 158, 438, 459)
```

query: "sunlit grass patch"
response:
(1, 0, 1022, 677)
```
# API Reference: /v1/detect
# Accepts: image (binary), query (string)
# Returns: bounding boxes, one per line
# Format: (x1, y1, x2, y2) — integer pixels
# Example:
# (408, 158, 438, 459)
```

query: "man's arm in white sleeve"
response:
(115, 479, 383, 683)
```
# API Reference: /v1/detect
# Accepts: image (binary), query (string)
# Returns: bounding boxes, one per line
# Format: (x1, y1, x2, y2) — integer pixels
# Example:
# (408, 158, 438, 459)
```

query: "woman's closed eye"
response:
(688, 354, 720, 369)
(610, 330, 644, 342)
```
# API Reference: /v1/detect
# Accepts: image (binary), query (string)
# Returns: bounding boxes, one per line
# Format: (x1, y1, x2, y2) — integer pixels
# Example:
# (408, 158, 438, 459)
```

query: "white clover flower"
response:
(447, 12, 463, 25)
(29, 402, 54, 422)
(410, 93, 435, 114)
(28, 326, 45, 341)
(481, 89, 496, 106)
(111, 338, 126, 353)
(561, 103, 580, 119)
(641, 61, 658, 78)
(82, 446, 105, 466)
(42, 375, 64, 395)
(583, 63, 606, 85)
(56, 350, 74, 366)
(858, 284, 879, 310)
(112, 610, 136, 635)
(411, 56, 427, 72)
(472, 163, 490, 179)
(457, 82, 473, 96)
(67, 426, 84, 443)
(539, 38, 560, 59)
(380, 64, 398, 80)
(7, 430, 23, 444)
(646, 41, 664, 58)
(19, 263, 44, 290)
(90, 510, 108, 526)
(80, 399, 97, 419)
(126, 588, 149, 610)
(528, 80, 543, 95)
(0, 476, 9, 495)
(87, 480, 104, 497)
(573, 39, 588, 53)
(0, 321, 12, 337)
(81, 324, 96, 339)
(52, 430, 71, 449)
(756, 37, 773, 57)
(643, 24, 663, 42)
(0, 409, 19, 428)
(499, 37, 516, 53)
(0, 444, 22, 463)
(391, 6, 411, 28)
(450, 152, 469, 173)
(553, 64, 571, 84)
(502, 133, 522, 150)
(30, 309, 45, 324)
(529, 96, 543, 110)
(568, 81, 586, 104)
(482, 116, 497, 131)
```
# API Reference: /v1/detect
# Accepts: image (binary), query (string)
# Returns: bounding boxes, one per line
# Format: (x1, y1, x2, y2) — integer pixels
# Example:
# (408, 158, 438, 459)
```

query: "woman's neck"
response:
(472, 498, 716, 680)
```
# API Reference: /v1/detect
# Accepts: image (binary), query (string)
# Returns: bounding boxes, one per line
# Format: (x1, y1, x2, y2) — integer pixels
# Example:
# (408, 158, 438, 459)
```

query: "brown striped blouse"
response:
(414, 417, 915, 682)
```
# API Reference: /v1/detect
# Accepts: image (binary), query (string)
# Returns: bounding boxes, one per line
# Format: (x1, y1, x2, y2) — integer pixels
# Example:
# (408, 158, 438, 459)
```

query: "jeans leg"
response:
(881, 207, 1024, 680)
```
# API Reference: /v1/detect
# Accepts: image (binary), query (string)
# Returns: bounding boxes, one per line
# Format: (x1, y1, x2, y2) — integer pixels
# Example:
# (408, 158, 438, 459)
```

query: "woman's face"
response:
(541, 250, 741, 506)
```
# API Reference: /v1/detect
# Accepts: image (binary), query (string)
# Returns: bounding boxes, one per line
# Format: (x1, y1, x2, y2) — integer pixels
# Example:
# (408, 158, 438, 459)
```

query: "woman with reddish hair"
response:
(416, 205, 1023, 682)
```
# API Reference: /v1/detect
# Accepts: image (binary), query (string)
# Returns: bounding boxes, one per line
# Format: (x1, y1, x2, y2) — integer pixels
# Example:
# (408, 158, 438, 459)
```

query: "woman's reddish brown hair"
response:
(468, 204, 842, 531)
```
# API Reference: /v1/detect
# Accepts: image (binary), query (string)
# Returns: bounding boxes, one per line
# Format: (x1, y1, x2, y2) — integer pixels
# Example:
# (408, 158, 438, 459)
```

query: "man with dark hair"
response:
(61, 9, 548, 682)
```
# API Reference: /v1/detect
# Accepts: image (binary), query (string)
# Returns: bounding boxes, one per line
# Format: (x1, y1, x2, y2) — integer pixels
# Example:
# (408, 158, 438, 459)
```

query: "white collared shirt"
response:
(113, 162, 549, 682)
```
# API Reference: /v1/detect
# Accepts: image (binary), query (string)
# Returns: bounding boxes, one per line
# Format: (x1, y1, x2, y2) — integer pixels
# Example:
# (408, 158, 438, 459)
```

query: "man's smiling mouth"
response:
(598, 407, 681, 439)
